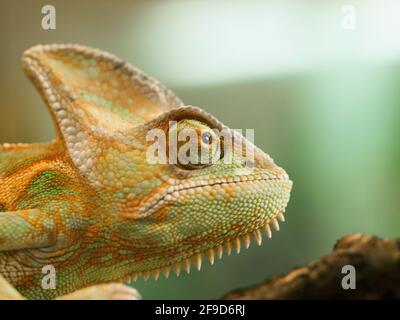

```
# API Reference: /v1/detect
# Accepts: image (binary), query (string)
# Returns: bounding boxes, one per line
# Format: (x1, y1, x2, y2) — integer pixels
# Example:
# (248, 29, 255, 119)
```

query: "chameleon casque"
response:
(0, 44, 292, 300)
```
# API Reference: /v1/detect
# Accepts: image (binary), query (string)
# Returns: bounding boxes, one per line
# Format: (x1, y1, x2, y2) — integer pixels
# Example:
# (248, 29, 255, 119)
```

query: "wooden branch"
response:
(222, 233, 400, 299)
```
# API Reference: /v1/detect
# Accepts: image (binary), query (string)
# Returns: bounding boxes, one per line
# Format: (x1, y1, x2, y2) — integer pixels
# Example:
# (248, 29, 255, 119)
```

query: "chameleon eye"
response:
(201, 132, 213, 145)
(170, 119, 222, 170)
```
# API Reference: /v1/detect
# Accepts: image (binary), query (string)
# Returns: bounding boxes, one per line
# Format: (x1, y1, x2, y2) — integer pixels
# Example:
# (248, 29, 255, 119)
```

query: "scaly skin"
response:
(0, 44, 292, 299)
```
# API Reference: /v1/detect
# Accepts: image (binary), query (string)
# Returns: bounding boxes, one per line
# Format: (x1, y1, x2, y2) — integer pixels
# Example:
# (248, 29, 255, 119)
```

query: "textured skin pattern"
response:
(0, 44, 292, 299)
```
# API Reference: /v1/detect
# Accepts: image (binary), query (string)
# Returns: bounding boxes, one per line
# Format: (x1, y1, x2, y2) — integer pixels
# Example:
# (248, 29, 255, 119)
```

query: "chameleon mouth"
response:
(122, 174, 291, 282)
(138, 173, 290, 217)
(122, 174, 292, 282)
(124, 211, 286, 282)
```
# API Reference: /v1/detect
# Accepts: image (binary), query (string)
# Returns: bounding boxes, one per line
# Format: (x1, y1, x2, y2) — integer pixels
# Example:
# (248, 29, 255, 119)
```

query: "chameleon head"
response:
(116, 106, 293, 278)
(22, 44, 292, 282)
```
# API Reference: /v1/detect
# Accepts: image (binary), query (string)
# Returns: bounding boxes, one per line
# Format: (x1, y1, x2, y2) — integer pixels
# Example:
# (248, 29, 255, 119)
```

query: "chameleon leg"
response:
(0, 274, 25, 300)
(56, 283, 141, 300)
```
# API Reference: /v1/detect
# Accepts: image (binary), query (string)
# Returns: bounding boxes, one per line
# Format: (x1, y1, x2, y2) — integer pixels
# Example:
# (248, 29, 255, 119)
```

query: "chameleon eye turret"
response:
(170, 119, 222, 170)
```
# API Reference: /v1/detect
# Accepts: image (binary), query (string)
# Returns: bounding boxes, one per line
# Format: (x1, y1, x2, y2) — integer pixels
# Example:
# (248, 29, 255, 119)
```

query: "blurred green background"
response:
(1, 0, 399, 299)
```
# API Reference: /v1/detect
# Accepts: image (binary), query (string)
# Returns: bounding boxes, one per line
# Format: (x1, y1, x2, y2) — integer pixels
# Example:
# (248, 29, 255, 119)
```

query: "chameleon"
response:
(0, 44, 292, 300)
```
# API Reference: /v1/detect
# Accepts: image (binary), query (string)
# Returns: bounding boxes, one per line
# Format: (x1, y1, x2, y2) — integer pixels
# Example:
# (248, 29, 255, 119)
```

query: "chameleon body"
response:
(0, 44, 292, 299)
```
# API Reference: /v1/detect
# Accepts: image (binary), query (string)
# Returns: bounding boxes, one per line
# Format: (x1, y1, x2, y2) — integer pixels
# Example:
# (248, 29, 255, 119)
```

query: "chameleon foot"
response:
(57, 283, 141, 300)
(0, 275, 25, 300)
